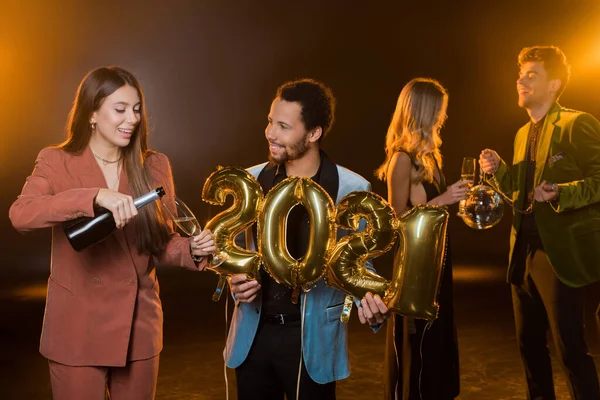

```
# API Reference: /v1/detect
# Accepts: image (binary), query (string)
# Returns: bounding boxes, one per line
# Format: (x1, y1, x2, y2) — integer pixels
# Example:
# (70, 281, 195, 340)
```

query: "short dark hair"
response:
(518, 46, 571, 99)
(276, 79, 336, 139)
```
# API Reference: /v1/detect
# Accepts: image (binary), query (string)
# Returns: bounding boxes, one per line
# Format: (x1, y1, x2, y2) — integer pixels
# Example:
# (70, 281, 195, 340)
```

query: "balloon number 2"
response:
(202, 167, 449, 321)
(202, 167, 264, 300)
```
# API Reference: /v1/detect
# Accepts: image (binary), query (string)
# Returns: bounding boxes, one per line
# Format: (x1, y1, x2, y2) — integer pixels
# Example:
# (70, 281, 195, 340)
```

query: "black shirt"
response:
(520, 116, 546, 247)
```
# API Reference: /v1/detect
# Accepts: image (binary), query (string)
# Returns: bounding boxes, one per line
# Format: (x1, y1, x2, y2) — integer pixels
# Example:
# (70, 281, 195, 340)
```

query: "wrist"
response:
(93, 188, 103, 206)
(438, 194, 449, 207)
(547, 183, 560, 203)
(189, 242, 204, 263)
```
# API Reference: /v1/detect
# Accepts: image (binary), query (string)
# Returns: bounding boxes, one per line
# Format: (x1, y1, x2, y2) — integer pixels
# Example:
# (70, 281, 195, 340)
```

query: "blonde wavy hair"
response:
(375, 78, 448, 183)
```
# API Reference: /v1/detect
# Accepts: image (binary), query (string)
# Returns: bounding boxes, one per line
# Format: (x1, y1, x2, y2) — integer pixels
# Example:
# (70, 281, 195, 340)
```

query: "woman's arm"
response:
(9, 148, 99, 233)
(387, 152, 412, 215)
(150, 153, 208, 271)
(427, 180, 471, 207)
(387, 151, 469, 208)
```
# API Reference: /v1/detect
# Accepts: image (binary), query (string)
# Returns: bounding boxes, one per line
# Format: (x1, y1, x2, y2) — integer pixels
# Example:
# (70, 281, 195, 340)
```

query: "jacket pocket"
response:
(326, 303, 344, 322)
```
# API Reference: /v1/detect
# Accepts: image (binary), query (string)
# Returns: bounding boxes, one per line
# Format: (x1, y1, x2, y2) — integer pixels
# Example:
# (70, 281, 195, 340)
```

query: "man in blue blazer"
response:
(226, 79, 387, 399)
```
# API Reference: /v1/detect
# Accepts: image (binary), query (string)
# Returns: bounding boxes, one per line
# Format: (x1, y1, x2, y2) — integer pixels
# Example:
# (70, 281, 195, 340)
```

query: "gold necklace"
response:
(91, 148, 122, 166)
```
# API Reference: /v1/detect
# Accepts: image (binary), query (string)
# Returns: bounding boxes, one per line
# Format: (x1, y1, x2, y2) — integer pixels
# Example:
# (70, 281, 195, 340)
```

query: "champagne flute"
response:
(460, 157, 476, 184)
(457, 157, 476, 217)
(166, 197, 201, 236)
(166, 197, 228, 266)
(164, 197, 229, 301)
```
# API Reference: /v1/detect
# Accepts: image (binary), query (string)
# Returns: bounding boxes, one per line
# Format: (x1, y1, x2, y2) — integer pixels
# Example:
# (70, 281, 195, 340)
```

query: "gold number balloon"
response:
(202, 166, 264, 282)
(326, 200, 448, 322)
(201, 165, 448, 318)
(386, 205, 449, 321)
(258, 177, 336, 302)
(326, 191, 397, 300)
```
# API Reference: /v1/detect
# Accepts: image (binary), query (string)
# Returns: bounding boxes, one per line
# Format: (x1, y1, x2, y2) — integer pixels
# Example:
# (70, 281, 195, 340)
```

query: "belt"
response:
(261, 313, 301, 325)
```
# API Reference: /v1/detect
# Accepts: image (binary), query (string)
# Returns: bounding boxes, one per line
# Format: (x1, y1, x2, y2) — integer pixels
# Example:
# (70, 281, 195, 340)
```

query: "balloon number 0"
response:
(202, 167, 449, 321)
(258, 177, 336, 304)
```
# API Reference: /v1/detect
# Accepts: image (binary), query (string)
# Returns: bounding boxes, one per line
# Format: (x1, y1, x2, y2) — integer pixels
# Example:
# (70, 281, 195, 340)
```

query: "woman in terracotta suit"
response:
(9, 66, 215, 400)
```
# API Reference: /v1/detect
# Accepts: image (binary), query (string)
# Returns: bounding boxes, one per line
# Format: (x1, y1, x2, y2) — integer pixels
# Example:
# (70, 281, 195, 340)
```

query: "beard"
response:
(268, 134, 310, 165)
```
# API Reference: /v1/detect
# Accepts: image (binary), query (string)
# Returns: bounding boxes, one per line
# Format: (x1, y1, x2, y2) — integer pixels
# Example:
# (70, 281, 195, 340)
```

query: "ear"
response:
(308, 126, 323, 143)
(549, 78, 562, 96)
(90, 111, 98, 124)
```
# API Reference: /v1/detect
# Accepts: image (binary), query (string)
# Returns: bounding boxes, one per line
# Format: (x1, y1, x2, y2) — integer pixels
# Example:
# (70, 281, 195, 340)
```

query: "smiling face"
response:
(516, 61, 560, 110)
(264, 98, 320, 165)
(90, 84, 141, 149)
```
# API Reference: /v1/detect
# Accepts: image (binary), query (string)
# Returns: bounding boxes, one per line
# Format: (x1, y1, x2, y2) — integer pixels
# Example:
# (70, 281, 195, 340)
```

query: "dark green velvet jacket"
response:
(488, 103, 600, 287)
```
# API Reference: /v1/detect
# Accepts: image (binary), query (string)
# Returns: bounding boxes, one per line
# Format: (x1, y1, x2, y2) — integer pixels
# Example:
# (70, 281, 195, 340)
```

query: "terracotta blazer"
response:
(9, 145, 206, 366)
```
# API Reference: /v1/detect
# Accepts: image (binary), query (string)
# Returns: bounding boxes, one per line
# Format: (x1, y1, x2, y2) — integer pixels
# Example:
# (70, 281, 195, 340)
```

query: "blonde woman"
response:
(376, 78, 468, 400)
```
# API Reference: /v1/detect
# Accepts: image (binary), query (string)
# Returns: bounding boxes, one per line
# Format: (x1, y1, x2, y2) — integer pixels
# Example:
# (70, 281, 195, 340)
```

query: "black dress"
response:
(383, 154, 460, 400)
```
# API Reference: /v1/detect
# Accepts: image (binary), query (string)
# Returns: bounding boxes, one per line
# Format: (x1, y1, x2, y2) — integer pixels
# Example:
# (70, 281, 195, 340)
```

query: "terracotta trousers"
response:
(48, 355, 159, 400)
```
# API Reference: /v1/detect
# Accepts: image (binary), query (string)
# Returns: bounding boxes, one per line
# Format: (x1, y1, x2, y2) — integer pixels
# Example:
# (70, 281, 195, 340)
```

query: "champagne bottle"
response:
(64, 187, 166, 251)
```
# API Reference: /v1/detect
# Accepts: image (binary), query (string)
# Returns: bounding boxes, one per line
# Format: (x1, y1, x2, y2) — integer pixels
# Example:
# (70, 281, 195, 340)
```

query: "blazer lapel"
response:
(80, 145, 109, 189)
(513, 123, 529, 167)
(512, 123, 529, 205)
(82, 145, 133, 257)
(318, 151, 340, 203)
(534, 104, 561, 186)
(115, 161, 137, 257)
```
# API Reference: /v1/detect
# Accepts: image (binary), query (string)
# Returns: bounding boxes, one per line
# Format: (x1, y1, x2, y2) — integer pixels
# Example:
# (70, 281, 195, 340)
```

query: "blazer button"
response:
(91, 276, 101, 285)
(126, 278, 137, 286)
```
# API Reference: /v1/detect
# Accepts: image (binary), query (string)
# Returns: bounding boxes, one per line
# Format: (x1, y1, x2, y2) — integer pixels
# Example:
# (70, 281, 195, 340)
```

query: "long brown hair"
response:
(375, 78, 447, 183)
(60, 66, 170, 255)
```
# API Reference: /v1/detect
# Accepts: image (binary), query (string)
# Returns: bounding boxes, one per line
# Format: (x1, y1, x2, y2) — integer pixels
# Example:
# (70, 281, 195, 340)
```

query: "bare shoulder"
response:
(390, 151, 412, 165)
(389, 152, 413, 174)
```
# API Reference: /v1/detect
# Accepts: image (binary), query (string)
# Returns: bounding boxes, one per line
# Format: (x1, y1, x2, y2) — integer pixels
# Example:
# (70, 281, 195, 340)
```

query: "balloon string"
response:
(417, 321, 432, 400)
(296, 293, 307, 399)
(223, 286, 230, 400)
(393, 316, 400, 400)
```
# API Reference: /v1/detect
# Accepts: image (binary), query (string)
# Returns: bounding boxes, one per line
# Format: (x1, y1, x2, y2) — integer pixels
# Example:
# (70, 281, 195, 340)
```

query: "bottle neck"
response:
(133, 188, 165, 208)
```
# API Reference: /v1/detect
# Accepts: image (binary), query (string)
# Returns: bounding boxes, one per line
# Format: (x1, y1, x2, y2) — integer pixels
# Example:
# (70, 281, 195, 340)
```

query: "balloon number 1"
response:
(202, 167, 449, 322)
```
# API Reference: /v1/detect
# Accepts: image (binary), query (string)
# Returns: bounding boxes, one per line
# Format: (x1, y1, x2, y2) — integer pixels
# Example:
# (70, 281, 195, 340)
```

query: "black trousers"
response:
(235, 319, 336, 400)
(511, 243, 600, 400)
